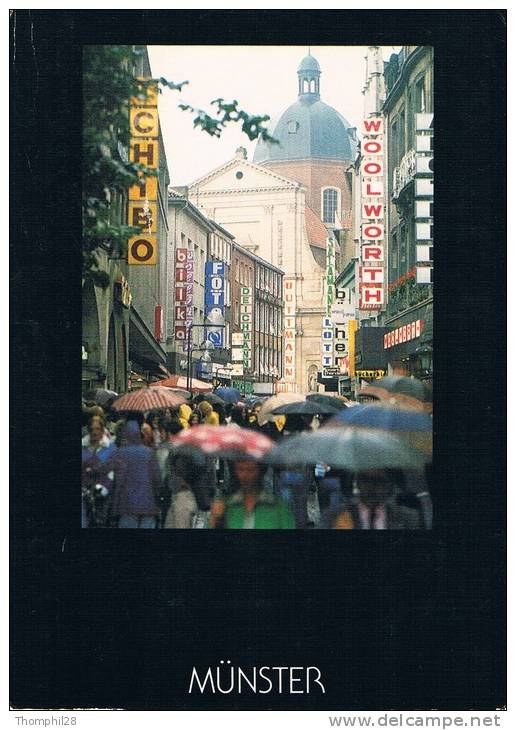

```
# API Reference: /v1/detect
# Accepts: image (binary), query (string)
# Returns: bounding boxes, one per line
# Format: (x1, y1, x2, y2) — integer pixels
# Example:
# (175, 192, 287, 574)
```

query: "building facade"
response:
(167, 192, 212, 377)
(82, 46, 169, 395)
(188, 54, 357, 394)
(229, 243, 283, 395)
(383, 46, 434, 384)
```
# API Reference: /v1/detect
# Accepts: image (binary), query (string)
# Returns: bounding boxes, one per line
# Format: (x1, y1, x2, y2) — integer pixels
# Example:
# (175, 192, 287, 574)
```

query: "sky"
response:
(148, 45, 399, 186)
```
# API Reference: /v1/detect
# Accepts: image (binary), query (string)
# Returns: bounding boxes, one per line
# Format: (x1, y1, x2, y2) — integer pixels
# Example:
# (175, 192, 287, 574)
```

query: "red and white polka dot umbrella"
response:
(170, 425, 273, 461)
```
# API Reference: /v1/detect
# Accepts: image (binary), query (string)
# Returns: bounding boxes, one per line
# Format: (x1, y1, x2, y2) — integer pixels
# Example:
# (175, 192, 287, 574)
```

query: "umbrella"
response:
(213, 386, 241, 404)
(111, 387, 187, 413)
(170, 424, 273, 461)
(84, 388, 118, 407)
(270, 400, 341, 416)
(150, 375, 212, 393)
(263, 427, 427, 471)
(193, 392, 225, 406)
(324, 403, 433, 457)
(257, 392, 305, 425)
(360, 375, 431, 409)
(306, 393, 348, 411)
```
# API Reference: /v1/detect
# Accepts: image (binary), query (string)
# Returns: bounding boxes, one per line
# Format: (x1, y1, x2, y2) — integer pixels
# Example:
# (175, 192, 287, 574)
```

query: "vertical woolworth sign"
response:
(240, 286, 253, 371)
(283, 278, 296, 382)
(359, 115, 385, 309)
(128, 79, 159, 265)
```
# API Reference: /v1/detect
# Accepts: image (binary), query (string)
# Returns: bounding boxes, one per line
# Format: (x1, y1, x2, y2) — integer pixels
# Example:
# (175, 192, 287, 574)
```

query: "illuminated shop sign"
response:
(128, 79, 159, 265)
(359, 115, 385, 311)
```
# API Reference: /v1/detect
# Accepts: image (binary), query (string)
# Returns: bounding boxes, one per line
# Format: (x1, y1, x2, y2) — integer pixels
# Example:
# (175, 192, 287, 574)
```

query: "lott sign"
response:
(360, 115, 385, 310)
(128, 79, 159, 265)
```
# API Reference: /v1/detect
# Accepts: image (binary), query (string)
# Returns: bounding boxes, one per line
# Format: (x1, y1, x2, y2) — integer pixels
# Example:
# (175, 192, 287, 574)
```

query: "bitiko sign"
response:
(128, 79, 159, 265)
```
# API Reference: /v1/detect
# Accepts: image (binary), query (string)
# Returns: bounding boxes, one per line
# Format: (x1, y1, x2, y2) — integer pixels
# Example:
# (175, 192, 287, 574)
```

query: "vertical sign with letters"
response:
(205, 261, 225, 347)
(359, 115, 385, 310)
(240, 286, 253, 371)
(283, 278, 296, 382)
(128, 79, 159, 265)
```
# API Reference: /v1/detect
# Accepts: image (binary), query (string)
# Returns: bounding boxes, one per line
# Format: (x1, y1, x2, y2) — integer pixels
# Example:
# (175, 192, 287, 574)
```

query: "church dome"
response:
(254, 53, 357, 165)
(298, 54, 320, 73)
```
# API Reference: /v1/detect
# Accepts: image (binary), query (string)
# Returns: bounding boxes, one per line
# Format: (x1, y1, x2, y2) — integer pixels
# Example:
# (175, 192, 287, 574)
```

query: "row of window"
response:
(389, 72, 432, 172)
(256, 264, 282, 299)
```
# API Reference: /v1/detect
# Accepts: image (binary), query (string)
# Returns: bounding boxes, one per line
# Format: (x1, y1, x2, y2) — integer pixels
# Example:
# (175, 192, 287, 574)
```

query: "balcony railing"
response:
(392, 149, 416, 200)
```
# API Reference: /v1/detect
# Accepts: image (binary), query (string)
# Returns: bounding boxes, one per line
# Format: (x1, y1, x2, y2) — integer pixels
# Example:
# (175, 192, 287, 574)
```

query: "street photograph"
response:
(82, 44, 434, 530)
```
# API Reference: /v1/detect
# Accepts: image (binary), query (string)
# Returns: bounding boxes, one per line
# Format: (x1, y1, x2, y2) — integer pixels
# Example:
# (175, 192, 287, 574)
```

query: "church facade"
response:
(188, 54, 357, 393)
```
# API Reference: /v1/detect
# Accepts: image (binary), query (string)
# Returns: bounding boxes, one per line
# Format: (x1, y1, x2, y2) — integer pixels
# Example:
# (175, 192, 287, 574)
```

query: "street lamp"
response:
(186, 310, 225, 393)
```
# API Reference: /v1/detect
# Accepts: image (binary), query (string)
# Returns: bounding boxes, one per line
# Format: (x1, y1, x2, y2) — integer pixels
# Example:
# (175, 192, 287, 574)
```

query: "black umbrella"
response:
(192, 392, 225, 407)
(361, 375, 431, 403)
(85, 388, 118, 407)
(306, 393, 348, 411)
(270, 400, 341, 416)
(263, 427, 427, 471)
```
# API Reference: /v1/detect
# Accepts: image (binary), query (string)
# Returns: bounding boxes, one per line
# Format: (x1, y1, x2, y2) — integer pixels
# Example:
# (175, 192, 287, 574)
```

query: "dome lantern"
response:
(297, 53, 321, 99)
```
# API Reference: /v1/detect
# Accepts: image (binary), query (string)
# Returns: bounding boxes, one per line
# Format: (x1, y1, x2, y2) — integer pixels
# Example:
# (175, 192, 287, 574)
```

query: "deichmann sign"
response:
(384, 319, 424, 349)
(359, 116, 385, 310)
(128, 79, 159, 265)
(283, 278, 296, 382)
(241, 286, 253, 370)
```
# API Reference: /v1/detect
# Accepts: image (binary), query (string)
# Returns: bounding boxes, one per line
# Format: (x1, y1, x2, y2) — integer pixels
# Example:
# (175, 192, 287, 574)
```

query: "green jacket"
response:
(214, 490, 295, 529)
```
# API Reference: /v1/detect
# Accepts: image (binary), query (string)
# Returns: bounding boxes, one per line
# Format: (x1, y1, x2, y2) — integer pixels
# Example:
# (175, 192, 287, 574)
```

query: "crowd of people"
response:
(82, 380, 433, 530)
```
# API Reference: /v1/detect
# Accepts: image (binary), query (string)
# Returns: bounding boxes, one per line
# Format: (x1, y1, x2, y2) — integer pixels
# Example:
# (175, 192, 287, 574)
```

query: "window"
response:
(322, 188, 339, 224)
(236, 171, 243, 179)
(287, 120, 299, 134)
(415, 77, 426, 113)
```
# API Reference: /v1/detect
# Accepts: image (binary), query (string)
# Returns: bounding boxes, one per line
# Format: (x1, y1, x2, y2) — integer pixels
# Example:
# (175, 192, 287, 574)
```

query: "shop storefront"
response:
(383, 303, 433, 384)
(353, 326, 388, 393)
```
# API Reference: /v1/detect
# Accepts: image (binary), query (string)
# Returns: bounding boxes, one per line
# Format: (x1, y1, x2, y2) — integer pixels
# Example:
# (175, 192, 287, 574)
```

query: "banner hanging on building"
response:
(359, 115, 385, 310)
(204, 261, 225, 347)
(283, 278, 296, 382)
(128, 79, 159, 266)
(241, 286, 253, 371)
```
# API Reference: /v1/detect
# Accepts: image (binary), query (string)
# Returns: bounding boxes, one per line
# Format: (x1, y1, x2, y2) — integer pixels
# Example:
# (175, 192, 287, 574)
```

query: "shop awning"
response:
(129, 307, 167, 377)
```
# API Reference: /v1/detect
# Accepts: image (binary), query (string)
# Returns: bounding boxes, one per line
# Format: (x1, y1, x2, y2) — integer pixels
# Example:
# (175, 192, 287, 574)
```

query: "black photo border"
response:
(10, 9, 506, 711)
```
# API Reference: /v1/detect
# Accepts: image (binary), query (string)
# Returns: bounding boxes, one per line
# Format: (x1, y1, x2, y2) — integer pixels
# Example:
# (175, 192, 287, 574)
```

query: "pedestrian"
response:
(212, 401, 227, 426)
(188, 410, 202, 427)
(178, 403, 192, 429)
(163, 454, 201, 529)
(326, 469, 421, 529)
(146, 409, 162, 446)
(81, 415, 116, 527)
(209, 459, 295, 529)
(141, 422, 155, 448)
(197, 400, 220, 425)
(154, 418, 183, 525)
(110, 420, 162, 528)
(273, 413, 315, 528)
(227, 404, 247, 428)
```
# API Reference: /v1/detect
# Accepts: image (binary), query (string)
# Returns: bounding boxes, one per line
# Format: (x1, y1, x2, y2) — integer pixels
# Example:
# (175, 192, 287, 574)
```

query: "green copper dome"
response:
(254, 53, 357, 164)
